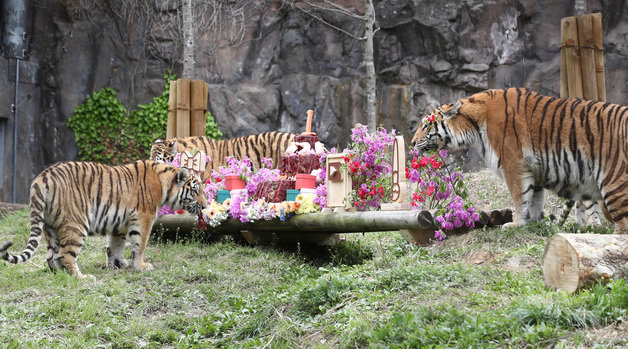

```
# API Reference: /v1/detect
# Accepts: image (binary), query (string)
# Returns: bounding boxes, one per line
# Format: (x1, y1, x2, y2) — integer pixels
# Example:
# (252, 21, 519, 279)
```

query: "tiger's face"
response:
(151, 139, 177, 163)
(411, 101, 460, 151)
(169, 168, 207, 215)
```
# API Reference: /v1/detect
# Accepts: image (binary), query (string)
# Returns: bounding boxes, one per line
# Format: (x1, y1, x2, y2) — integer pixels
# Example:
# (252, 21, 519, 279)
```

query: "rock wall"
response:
(1, 0, 627, 202)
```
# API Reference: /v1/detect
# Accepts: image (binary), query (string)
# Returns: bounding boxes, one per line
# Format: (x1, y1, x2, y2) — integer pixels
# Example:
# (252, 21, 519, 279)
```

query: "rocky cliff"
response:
(1, 0, 627, 202)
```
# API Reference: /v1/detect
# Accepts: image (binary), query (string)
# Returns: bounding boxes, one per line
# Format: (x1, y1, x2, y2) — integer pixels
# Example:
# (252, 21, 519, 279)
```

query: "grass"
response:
(1, 169, 627, 348)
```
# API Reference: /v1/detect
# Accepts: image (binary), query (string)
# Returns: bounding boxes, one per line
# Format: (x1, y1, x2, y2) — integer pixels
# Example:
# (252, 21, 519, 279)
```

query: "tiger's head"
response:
(151, 139, 178, 163)
(167, 168, 207, 215)
(411, 100, 481, 152)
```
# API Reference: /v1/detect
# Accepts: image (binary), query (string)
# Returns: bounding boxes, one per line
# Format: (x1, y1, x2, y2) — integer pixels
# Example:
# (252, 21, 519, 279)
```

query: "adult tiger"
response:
(0, 160, 207, 279)
(150, 131, 296, 179)
(411, 87, 624, 232)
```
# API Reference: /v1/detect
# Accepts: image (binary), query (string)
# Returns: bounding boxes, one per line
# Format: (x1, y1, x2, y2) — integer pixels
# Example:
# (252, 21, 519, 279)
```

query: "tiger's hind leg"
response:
(43, 227, 63, 271)
(575, 200, 602, 226)
(106, 233, 128, 269)
(602, 180, 628, 233)
(56, 226, 91, 280)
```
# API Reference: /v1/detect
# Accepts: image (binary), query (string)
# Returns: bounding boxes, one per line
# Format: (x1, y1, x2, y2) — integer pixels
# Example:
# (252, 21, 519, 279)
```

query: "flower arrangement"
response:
(406, 148, 480, 240)
(342, 124, 396, 211)
(201, 199, 231, 227)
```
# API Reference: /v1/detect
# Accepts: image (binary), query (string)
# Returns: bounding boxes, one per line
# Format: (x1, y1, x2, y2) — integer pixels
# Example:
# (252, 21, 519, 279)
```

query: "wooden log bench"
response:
(152, 209, 512, 246)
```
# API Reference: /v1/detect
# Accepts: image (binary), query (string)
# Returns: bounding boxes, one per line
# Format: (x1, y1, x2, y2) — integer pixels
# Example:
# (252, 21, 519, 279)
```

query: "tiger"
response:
(411, 87, 624, 232)
(0, 160, 207, 279)
(150, 131, 296, 179)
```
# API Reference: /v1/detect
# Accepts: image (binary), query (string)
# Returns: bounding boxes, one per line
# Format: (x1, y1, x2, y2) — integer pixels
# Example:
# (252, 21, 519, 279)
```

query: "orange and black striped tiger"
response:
(411, 87, 625, 232)
(150, 131, 296, 179)
(0, 160, 207, 279)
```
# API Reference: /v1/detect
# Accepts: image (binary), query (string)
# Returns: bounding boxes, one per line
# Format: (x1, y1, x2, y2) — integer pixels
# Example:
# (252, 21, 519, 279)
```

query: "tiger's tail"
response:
(0, 178, 47, 264)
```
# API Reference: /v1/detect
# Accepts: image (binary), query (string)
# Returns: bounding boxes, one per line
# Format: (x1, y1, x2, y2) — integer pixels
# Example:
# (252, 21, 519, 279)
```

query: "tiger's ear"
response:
(175, 168, 190, 184)
(442, 100, 461, 119)
(169, 140, 178, 154)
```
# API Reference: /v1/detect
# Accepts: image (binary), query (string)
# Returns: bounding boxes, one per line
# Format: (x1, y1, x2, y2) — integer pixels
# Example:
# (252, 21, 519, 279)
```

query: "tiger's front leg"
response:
(128, 215, 154, 272)
(502, 171, 538, 229)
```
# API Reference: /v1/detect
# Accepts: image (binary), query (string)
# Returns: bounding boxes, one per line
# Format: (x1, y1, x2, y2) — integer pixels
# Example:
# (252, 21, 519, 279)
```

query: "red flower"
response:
(411, 159, 419, 170)
(175, 209, 185, 214)
(427, 186, 435, 196)
(412, 193, 425, 202)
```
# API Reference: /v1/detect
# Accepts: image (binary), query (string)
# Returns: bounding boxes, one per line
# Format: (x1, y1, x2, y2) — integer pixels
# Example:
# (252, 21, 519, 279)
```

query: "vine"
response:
(68, 71, 222, 165)
(67, 87, 127, 164)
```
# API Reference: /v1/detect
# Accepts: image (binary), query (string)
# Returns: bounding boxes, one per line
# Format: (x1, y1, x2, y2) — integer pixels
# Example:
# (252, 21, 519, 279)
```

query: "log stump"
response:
(542, 233, 628, 293)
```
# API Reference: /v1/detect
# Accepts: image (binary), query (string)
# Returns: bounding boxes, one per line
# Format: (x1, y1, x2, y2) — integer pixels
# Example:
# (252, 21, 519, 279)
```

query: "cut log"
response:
(542, 233, 628, 293)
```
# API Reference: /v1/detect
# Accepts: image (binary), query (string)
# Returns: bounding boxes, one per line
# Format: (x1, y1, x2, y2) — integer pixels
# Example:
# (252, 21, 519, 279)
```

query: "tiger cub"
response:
(412, 87, 623, 232)
(0, 160, 207, 279)
(150, 131, 296, 180)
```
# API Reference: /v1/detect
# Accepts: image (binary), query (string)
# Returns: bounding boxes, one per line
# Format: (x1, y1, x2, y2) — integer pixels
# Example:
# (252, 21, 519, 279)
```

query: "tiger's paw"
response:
(107, 258, 129, 269)
(134, 262, 154, 272)
(501, 222, 519, 230)
(76, 272, 96, 281)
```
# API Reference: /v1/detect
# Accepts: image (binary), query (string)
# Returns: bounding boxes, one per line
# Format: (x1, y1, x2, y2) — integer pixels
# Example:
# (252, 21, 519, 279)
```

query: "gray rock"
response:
(3, 0, 628, 202)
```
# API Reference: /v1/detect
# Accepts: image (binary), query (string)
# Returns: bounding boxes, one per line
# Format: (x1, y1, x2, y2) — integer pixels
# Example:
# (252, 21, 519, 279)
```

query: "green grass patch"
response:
(1, 197, 626, 348)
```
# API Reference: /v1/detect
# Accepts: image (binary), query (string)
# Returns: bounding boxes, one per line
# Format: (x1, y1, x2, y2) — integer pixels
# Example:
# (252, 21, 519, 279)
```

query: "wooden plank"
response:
(561, 16, 583, 98)
(577, 14, 598, 100)
(167, 80, 177, 139)
(175, 78, 191, 137)
(591, 12, 606, 101)
(190, 80, 207, 137)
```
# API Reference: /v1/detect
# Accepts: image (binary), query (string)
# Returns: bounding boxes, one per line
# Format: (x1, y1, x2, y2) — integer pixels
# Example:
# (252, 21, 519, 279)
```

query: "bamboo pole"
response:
(591, 13, 606, 101)
(175, 78, 191, 137)
(576, 14, 598, 100)
(190, 80, 208, 137)
(167, 80, 177, 139)
(561, 16, 583, 98)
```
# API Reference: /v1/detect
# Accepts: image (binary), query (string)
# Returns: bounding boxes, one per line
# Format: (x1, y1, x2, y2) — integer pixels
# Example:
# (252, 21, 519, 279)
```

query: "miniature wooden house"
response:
(325, 153, 352, 211)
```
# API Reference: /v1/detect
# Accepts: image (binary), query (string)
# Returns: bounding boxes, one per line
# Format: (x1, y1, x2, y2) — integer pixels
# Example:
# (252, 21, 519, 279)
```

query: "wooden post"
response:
(591, 13, 606, 101)
(543, 233, 628, 293)
(560, 13, 605, 101)
(167, 81, 177, 139)
(190, 80, 208, 137)
(561, 16, 583, 98)
(175, 78, 191, 137)
(576, 14, 598, 100)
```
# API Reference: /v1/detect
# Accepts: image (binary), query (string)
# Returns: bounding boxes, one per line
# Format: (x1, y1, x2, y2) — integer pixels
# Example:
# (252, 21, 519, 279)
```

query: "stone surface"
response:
(1, 0, 628, 202)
